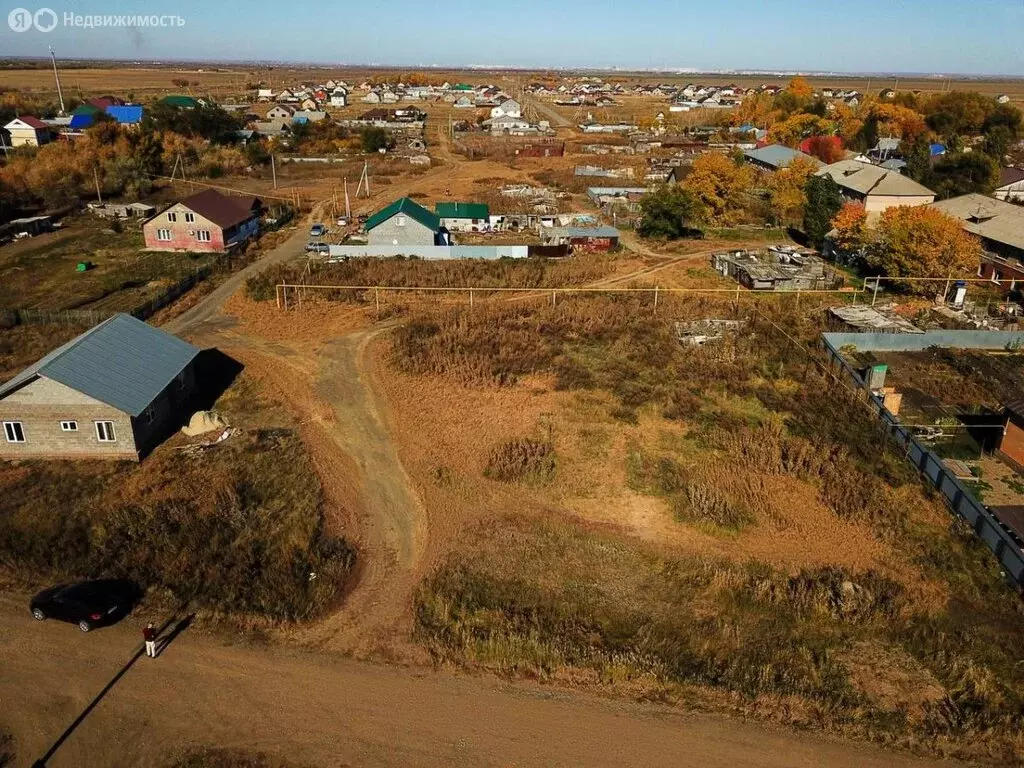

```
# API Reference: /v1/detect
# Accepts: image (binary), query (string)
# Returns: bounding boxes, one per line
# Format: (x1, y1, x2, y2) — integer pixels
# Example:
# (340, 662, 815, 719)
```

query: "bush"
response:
(484, 438, 556, 485)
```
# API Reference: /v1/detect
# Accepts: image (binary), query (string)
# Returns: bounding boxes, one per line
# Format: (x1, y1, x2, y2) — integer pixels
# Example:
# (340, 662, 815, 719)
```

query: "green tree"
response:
(360, 126, 392, 153)
(982, 103, 1022, 139)
(142, 102, 241, 144)
(803, 175, 844, 248)
(637, 184, 706, 239)
(925, 91, 995, 138)
(904, 135, 932, 183)
(930, 152, 999, 198)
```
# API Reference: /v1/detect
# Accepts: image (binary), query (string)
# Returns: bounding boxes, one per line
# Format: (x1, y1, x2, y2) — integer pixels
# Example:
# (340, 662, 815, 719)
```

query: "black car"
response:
(30, 579, 140, 632)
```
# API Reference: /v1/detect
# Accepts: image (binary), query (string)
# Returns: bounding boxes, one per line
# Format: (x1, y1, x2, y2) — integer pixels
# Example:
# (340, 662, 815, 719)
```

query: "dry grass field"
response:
(3, 65, 1024, 104)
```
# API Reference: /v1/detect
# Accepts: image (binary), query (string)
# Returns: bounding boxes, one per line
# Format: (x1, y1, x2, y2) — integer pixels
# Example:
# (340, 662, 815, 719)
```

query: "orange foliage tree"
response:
(682, 153, 755, 223)
(786, 76, 814, 102)
(831, 202, 869, 253)
(868, 206, 982, 286)
(868, 103, 928, 140)
(764, 155, 820, 226)
(805, 135, 844, 164)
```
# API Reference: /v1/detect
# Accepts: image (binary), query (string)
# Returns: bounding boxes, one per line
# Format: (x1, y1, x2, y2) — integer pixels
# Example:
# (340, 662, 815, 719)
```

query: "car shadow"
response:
(31, 608, 192, 768)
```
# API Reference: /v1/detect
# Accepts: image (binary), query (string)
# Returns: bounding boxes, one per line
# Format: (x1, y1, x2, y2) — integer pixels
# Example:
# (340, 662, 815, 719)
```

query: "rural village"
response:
(4, 43, 1024, 768)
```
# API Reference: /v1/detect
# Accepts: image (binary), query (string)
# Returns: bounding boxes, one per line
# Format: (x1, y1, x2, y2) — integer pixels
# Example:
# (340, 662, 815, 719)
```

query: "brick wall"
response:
(0, 378, 138, 459)
(143, 204, 227, 253)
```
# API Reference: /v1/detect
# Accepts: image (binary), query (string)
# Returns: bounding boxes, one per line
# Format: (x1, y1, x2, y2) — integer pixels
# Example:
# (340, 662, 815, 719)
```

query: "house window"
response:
(397, 215, 406, 227)
(185, 212, 195, 223)
(60, 421, 78, 432)
(95, 421, 116, 442)
(156, 228, 172, 241)
(167, 212, 177, 222)
(3, 422, 25, 443)
(196, 230, 211, 242)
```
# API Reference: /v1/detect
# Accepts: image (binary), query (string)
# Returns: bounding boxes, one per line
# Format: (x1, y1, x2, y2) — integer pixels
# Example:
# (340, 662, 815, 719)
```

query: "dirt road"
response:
(525, 95, 573, 128)
(0, 597, 958, 768)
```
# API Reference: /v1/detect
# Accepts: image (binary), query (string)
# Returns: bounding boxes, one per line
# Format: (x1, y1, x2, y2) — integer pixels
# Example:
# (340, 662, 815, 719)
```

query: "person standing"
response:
(143, 622, 157, 658)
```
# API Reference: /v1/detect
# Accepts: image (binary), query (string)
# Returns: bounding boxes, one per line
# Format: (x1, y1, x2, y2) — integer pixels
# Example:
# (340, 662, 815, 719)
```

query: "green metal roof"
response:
(161, 95, 200, 108)
(435, 202, 489, 220)
(364, 197, 439, 232)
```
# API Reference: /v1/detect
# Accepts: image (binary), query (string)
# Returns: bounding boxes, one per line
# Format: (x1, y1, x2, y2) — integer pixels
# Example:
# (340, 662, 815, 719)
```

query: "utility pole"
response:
(93, 167, 103, 204)
(49, 46, 66, 116)
(271, 154, 277, 189)
(344, 178, 351, 219)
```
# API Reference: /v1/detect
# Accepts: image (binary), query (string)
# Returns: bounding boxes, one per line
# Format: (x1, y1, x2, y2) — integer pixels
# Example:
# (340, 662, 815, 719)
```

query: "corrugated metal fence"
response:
(821, 331, 1024, 586)
(326, 245, 529, 261)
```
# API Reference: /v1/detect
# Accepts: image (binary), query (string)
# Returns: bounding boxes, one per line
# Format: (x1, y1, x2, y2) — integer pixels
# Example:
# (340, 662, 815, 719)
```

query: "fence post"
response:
(552, 290, 556, 307)
(375, 287, 380, 317)
(469, 288, 474, 309)
(654, 285, 659, 314)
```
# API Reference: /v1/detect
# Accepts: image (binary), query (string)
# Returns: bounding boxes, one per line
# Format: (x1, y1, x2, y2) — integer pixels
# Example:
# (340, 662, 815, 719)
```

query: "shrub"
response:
(484, 438, 556, 485)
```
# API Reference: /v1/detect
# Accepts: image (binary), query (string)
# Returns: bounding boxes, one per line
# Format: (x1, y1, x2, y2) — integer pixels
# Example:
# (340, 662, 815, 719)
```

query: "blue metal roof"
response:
(106, 105, 144, 124)
(69, 113, 94, 129)
(0, 314, 200, 417)
(930, 143, 947, 156)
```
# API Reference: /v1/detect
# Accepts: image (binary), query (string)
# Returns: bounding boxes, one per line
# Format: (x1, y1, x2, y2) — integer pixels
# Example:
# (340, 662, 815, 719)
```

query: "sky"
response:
(1, 0, 1023, 75)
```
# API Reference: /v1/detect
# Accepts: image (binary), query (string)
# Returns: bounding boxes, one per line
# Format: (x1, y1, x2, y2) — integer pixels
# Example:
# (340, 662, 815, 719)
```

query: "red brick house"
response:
(143, 189, 262, 253)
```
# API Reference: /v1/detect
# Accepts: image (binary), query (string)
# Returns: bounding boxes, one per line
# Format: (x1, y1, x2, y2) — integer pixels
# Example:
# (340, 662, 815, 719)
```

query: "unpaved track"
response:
(0, 597, 959, 768)
(296, 327, 428, 654)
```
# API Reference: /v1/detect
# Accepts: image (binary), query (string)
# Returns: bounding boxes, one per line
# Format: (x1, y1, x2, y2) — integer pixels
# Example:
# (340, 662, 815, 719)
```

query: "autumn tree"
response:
(769, 113, 833, 147)
(764, 155, 820, 226)
(925, 91, 996, 138)
(831, 202, 869, 254)
(805, 135, 843, 164)
(682, 152, 755, 223)
(637, 184, 706, 239)
(803, 175, 844, 248)
(868, 206, 981, 287)
(786, 77, 814, 102)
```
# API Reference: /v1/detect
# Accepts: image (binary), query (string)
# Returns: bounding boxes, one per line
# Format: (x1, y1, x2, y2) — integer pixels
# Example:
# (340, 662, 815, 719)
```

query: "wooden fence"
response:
(3, 267, 212, 329)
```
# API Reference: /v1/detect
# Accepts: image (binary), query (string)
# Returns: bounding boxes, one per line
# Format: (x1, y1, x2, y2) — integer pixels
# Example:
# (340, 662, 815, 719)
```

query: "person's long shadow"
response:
(32, 611, 193, 768)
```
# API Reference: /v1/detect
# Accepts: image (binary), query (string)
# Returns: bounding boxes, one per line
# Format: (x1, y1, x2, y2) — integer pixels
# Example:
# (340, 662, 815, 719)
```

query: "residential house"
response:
(266, 104, 296, 120)
(143, 189, 262, 253)
(435, 202, 490, 233)
(299, 97, 319, 111)
(995, 167, 1024, 203)
(380, 91, 399, 104)
(998, 95, 1011, 105)
(329, 88, 348, 107)
(4, 116, 53, 147)
(490, 99, 522, 119)
(160, 95, 203, 109)
(816, 160, 935, 215)
(365, 197, 441, 246)
(487, 115, 538, 136)
(0, 314, 199, 461)
(256, 89, 274, 101)
(362, 91, 382, 104)
(453, 96, 475, 108)
(292, 110, 328, 124)
(929, 193, 1024, 292)
(743, 144, 820, 172)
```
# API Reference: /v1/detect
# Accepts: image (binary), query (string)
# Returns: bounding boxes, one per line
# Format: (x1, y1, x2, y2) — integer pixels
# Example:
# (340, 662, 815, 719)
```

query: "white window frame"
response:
(184, 212, 195, 223)
(992, 270, 1002, 285)
(3, 421, 25, 443)
(396, 215, 406, 227)
(95, 421, 116, 443)
(156, 228, 172, 241)
(167, 212, 177, 222)
(60, 420, 78, 432)
(196, 230, 211, 242)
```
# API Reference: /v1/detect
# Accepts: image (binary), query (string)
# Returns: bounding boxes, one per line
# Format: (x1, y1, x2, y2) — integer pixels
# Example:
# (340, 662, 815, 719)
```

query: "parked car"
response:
(30, 579, 140, 632)
(305, 242, 330, 254)
(336, 217, 348, 227)
(309, 223, 327, 237)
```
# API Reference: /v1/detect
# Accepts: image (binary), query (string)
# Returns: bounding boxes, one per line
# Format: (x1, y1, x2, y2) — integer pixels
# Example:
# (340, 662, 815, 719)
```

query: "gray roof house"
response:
(743, 144, 821, 171)
(0, 314, 200, 460)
